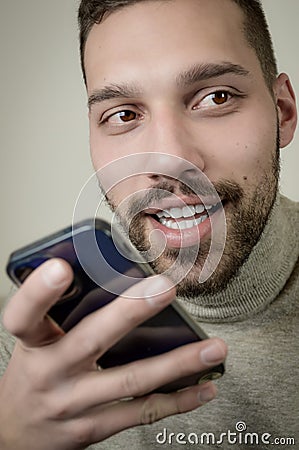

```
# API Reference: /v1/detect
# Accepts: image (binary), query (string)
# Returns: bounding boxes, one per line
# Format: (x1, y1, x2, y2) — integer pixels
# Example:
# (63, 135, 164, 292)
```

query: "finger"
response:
(53, 338, 227, 415)
(58, 275, 176, 367)
(67, 382, 217, 447)
(2, 258, 73, 347)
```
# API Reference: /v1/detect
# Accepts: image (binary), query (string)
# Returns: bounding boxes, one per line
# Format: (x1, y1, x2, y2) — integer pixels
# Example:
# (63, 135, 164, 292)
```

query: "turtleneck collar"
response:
(178, 194, 299, 323)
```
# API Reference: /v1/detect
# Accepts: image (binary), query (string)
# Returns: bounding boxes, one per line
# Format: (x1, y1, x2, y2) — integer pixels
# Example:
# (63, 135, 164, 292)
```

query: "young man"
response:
(0, 0, 298, 449)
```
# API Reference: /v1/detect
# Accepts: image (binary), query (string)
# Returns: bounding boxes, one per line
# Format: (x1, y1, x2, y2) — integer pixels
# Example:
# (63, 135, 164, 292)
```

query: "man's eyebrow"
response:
(88, 84, 141, 109)
(176, 62, 250, 87)
(88, 62, 250, 109)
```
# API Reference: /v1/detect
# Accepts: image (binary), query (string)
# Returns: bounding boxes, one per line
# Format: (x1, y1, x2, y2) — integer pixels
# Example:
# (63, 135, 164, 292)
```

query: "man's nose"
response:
(97, 110, 208, 192)
(141, 111, 206, 181)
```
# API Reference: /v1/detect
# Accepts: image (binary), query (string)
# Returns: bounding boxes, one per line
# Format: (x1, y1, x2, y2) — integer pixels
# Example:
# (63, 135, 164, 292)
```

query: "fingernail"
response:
(42, 259, 68, 288)
(144, 276, 174, 306)
(198, 382, 216, 404)
(200, 339, 226, 365)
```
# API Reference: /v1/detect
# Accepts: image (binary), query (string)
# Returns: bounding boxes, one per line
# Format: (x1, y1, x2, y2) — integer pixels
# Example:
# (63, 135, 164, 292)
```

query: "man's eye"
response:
(211, 91, 230, 105)
(107, 110, 137, 124)
(200, 91, 231, 107)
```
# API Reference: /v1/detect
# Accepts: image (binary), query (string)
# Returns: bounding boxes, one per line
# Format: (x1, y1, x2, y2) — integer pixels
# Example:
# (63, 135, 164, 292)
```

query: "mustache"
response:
(112, 178, 244, 221)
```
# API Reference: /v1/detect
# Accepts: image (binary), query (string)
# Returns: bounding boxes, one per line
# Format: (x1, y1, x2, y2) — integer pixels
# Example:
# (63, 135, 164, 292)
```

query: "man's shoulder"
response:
(280, 194, 299, 213)
(279, 194, 299, 236)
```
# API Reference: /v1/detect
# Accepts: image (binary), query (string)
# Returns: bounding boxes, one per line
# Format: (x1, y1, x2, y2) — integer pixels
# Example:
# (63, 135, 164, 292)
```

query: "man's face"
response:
(84, 0, 280, 296)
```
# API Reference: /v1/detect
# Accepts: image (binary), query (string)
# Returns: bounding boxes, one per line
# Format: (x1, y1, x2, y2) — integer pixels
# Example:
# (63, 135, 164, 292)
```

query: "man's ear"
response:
(273, 73, 297, 148)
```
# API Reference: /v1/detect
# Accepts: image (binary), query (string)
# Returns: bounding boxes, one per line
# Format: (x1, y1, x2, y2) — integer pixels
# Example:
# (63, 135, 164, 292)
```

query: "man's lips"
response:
(145, 200, 224, 249)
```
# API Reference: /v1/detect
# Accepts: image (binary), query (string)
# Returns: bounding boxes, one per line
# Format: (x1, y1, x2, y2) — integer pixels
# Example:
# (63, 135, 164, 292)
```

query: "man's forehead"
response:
(97, 0, 241, 23)
(85, 0, 245, 52)
(84, 0, 255, 90)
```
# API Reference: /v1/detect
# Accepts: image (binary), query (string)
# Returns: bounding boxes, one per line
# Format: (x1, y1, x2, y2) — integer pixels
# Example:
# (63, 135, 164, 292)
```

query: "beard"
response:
(103, 132, 280, 299)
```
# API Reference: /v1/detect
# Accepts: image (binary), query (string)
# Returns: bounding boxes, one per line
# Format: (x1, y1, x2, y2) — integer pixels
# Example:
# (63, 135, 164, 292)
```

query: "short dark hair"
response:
(78, 0, 278, 89)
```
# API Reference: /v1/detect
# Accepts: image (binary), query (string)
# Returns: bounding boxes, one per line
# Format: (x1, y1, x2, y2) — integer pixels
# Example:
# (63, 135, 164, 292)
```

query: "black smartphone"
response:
(6, 218, 224, 392)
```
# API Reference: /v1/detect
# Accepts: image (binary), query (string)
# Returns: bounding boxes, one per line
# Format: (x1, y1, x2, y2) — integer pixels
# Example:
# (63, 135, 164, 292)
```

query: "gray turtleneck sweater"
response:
(1, 195, 298, 449)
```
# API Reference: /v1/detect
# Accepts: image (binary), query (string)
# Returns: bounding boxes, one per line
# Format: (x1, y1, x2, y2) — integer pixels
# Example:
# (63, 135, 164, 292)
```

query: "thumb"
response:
(3, 258, 73, 347)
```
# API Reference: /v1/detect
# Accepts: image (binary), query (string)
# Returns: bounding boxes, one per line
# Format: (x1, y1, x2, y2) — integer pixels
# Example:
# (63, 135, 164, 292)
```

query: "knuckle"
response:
(176, 354, 190, 376)
(71, 417, 95, 448)
(48, 378, 81, 421)
(121, 369, 143, 397)
(29, 364, 52, 392)
(173, 343, 200, 375)
(140, 393, 183, 425)
(50, 396, 72, 421)
(140, 394, 166, 425)
(1, 309, 14, 334)
(77, 332, 104, 360)
(122, 309, 141, 326)
(116, 298, 147, 325)
(2, 300, 24, 337)
(22, 351, 57, 392)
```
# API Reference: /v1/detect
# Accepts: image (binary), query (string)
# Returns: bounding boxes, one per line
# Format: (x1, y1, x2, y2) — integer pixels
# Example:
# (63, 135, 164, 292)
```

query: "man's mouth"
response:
(154, 202, 220, 230)
(143, 199, 224, 248)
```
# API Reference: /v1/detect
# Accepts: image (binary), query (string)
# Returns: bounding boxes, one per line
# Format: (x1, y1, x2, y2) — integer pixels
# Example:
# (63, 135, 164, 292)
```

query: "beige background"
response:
(0, 0, 298, 304)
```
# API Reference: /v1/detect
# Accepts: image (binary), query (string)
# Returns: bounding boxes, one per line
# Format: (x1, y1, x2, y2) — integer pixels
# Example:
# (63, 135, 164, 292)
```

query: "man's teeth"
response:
(156, 203, 216, 219)
(159, 215, 208, 230)
(157, 205, 202, 219)
(155, 203, 218, 230)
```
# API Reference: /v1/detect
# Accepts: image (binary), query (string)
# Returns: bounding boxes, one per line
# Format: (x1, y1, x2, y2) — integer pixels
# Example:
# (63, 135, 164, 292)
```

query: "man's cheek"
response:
(106, 182, 135, 208)
(226, 140, 272, 181)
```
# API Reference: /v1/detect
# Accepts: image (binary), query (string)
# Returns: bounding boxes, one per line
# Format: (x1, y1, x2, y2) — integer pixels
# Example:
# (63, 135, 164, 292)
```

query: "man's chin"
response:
(174, 263, 235, 298)
(145, 226, 257, 299)
(147, 242, 230, 298)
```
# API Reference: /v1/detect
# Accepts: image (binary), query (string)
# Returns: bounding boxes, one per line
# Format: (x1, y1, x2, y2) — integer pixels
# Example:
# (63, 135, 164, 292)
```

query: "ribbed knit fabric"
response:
(1, 194, 298, 449)
(178, 194, 299, 322)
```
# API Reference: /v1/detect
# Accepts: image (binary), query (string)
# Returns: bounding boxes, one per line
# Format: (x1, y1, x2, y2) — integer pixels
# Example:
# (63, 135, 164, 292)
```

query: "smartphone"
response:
(6, 218, 224, 392)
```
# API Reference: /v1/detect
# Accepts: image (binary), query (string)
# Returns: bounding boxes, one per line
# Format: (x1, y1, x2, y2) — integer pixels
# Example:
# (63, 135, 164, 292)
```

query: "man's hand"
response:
(0, 258, 227, 450)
